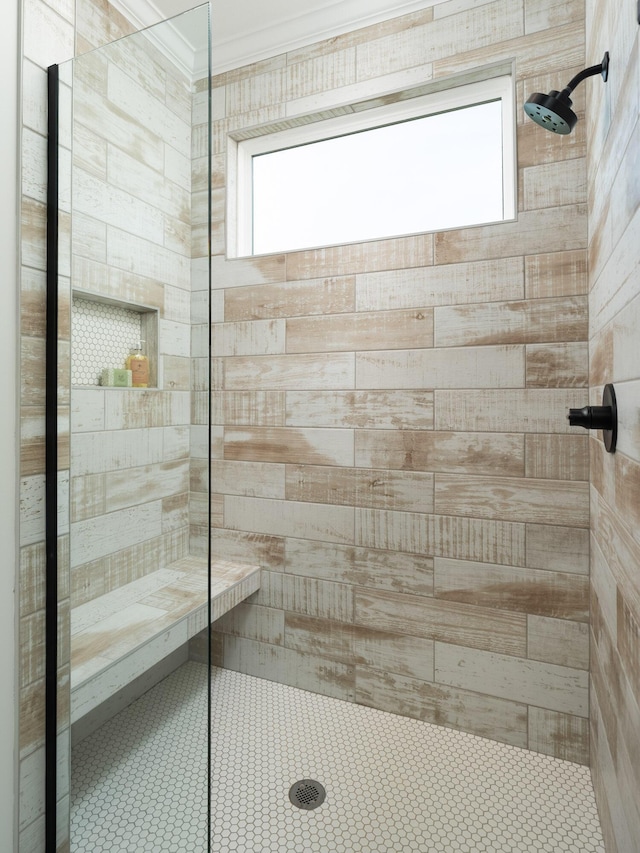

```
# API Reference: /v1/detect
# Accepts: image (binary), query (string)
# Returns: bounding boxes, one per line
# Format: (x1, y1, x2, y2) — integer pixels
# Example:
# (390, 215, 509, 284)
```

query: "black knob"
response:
(568, 405, 613, 430)
(567, 383, 617, 453)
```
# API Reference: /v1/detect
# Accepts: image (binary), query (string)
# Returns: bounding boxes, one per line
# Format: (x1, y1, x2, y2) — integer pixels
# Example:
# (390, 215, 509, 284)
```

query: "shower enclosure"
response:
(44, 5, 245, 849)
(42, 1, 605, 850)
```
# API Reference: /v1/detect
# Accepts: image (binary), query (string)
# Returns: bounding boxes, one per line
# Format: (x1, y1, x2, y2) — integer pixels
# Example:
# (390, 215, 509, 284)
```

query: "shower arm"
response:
(561, 53, 610, 98)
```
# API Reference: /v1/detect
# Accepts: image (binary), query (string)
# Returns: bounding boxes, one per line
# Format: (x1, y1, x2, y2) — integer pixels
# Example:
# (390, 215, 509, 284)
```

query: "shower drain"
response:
(288, 779, 326, 810)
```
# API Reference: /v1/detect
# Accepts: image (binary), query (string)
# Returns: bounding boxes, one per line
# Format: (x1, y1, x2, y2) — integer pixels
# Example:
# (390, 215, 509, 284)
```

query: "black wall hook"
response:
(568, 383, 617, 452)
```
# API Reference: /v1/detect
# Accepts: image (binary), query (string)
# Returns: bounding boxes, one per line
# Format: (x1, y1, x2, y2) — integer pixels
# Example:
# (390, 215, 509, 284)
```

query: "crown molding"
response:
(110, 0, 440, 77)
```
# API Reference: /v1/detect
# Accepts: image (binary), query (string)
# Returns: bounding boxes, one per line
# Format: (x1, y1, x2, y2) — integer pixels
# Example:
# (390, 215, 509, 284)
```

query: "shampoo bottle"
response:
(126, 340, 149, 388)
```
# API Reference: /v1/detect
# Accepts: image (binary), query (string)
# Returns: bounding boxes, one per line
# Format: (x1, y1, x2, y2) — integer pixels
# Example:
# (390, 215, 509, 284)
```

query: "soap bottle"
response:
(126, 340, 149, 388)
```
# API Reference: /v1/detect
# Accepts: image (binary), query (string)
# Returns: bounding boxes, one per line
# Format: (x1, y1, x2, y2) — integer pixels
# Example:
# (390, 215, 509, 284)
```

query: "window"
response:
(230, 76, 515, 257)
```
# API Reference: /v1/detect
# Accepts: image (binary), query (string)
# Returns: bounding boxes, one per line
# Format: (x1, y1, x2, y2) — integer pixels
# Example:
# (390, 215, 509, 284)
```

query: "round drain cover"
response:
(289, 779, 326, 810)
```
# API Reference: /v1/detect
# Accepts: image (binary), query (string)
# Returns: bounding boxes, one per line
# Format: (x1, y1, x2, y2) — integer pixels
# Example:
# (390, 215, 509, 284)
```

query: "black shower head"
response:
(524, 52, 609, 134)
(523, 89, 577, 134)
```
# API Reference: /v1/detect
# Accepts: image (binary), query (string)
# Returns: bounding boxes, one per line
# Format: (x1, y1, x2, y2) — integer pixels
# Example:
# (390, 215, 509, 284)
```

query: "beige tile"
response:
(523, 158, 587, 210)
(527, 614, 589, 668)
(215, 603, 284, 646)
(105, 459, 189, 513)
(526, 523, 589, 574)
(353, 626, 434, 682)
(434, 388, 588, 433)
(286, 390, 433, 430)
(285, 464, 434, 512)
(212, 391, 286, 426)
(223, 636, 354, 701)
(224, 276, 355, 321)
(224, 427, 354, 467)
(211, 253, 286, 289)
(70, 473, 106, 523)
(355, 667, 528, 748)
(356, 345, 524, 390)
(435, 474, 589, 527)
(209, 529, 285, 571)
(284, 537, 433, 597)
(434, 296, 587, 347)
(211, 319, 286, 356)
(357, 508, 525, 567)
(356, 257, 524, 311)
(355, 430, 524, 476)
(434, 205, 587, 265)
(356, 0, 523, 79)
(525, 250, 588, 299)
(434, 557, 588, 620)
(225, 495, 354, 544)
(210, 460, 286, 499)
(435, 642, 588, 716)
(285, 48, 356, 100)
(528, 707, 589, 764)
(287, 234, 433, 280)
(284, 613, 354, 662)
(355, 588, 526, 656)
(525, 342, 588, 387)
(525, 434, 588, 481)
(250, 571, 354, 623)
(286, 308, 433, 353)
(224, 352, 355, 390)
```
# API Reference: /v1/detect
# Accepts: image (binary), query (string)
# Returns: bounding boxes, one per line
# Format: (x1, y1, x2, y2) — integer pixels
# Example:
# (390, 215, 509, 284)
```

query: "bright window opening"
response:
(231, 76, 515, 256)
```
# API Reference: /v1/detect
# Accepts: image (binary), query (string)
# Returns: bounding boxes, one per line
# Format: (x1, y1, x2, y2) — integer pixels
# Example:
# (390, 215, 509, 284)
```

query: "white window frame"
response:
(229, 75, 515, 258)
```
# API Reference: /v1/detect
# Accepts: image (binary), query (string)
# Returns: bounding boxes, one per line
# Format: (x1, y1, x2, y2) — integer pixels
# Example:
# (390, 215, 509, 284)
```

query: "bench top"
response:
(70, 556, 260, 722)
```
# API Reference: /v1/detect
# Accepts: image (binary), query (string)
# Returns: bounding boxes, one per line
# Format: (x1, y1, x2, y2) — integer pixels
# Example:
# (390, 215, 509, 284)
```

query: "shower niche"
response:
(71, 291, 159, 388)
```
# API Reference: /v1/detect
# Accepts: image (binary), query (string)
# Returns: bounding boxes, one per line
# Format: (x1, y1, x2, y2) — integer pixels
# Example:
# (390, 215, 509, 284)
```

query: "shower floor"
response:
(71, 661, 604, 852)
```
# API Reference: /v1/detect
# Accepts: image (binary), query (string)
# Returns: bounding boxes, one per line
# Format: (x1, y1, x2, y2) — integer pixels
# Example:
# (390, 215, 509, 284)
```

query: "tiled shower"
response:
(14, 0, 640, 851)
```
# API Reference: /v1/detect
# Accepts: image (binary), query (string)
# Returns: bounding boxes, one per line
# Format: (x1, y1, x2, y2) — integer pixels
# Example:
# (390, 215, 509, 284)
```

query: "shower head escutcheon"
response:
(523, 52, 609, 134)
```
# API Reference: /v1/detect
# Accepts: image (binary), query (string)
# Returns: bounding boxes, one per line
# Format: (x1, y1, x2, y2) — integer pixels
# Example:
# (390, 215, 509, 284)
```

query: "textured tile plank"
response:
(225, 495, 354, 544)
(357, 508, 525, 567)
(527, 614, 589, 669)
(435, 558, 589, 621)
(434, 296, 587, 347)
(285, 464, 434, 512)
(224, 427, 354, 467)
(286, 390, 433, 429)
(526, 523, 589, 574)
(224, 352, 355, 390)
(435, 642, 588, 717)
(287, 234, 433, 280)
(525, 342, 588, 387)
(525, 250, 588, 298)
(353, 626, 435, 682)
(525, 434, 589, 481)
(284, 537, 433, 597)
(435, 474, 589, 527)
(355, 667, 528, 748)
(224, 276, 355, 321)
(356, 257, 524, 311)
(223, 636, 354, 701)
(356, 346, 524, 390)
(286, 308, 434, 353)
(528, 707, 589, 765)
(355, 588, 526, 656)
(355, 430, 524, 476)
(434, 388, 588, 433)
(434, 205, 587, 264)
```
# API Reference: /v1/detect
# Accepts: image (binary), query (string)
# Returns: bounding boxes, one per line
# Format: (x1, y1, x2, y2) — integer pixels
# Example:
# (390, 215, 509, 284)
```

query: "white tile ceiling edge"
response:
(110, 0, 439, 77)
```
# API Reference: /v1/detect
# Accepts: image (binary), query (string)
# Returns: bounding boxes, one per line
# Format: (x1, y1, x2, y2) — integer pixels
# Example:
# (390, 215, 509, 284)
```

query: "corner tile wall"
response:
(586, 2, 640, 851)
(68, 28, 193, 609)
(206, 0, 592, 762)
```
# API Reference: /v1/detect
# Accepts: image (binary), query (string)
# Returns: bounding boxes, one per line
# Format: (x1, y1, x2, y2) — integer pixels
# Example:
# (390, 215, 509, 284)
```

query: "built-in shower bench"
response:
(70, 556, 261, 723)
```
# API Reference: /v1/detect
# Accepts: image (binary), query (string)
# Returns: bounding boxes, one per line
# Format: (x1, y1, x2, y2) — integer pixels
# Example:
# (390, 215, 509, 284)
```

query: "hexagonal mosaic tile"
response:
(71, 662, 604, 852)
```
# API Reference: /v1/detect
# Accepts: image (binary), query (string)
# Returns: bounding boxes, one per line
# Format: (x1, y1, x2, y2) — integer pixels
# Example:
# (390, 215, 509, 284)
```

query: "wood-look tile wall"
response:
(586, 2, 640, 851)
(200, 0, 591, 764)
(68, 32, 193, 607)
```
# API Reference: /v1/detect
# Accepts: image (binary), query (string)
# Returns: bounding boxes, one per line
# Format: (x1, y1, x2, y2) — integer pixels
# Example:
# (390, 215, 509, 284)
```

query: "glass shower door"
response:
(49, 5, 213, 850)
